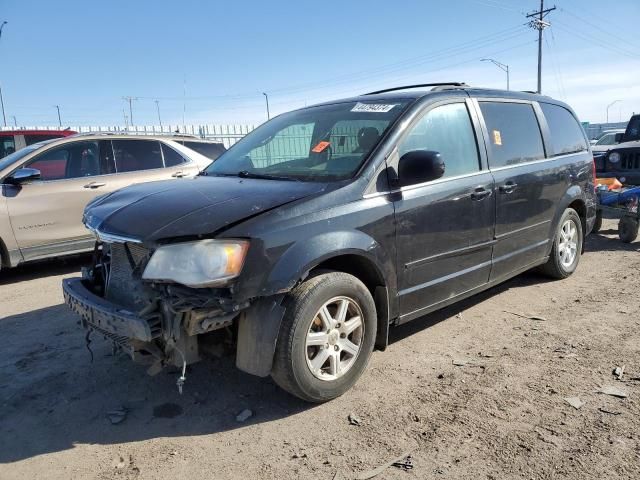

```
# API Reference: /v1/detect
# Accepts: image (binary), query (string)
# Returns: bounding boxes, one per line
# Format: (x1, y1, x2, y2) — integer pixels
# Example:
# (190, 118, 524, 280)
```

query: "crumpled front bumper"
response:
(62, 278, 155, 342)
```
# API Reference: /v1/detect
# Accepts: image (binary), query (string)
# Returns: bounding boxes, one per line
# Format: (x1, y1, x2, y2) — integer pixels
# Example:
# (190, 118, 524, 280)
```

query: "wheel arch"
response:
(547, 186, 587, 255)
(308, 253, 391, 350)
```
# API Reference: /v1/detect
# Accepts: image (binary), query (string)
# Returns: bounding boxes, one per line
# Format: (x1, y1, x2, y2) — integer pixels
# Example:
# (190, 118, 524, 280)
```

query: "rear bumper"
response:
(62, 278, 155, 342)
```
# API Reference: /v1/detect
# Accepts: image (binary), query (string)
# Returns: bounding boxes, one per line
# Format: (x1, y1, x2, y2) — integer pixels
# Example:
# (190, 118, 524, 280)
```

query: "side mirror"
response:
(398, 150, 445, 187)
(614, 133, 624, 143)
(6, 167, 41, 185)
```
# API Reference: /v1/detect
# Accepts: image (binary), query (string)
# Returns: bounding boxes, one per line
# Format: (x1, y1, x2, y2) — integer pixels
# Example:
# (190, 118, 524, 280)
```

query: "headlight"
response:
(609, 152, 621, 163)
(142, 239, 249, 288)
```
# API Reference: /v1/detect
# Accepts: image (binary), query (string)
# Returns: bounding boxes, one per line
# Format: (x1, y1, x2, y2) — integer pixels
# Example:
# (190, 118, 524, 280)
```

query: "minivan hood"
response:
(84, 176, 328, 243)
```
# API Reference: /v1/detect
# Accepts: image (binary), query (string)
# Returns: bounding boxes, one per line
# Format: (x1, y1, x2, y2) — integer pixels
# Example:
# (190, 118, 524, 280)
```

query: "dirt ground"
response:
(1, 218, 639, 480)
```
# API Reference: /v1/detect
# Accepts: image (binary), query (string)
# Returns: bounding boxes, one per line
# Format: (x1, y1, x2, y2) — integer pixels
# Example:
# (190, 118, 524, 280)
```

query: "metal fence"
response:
(0, 124, 257, 149)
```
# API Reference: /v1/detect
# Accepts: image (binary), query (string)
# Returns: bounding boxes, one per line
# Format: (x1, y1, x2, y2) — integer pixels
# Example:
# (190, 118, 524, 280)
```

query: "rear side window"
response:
(182, 141, 226, 161)
(161, 144, 186, 167)
(0, 137, 16, 158)
(112, 140, 164, 173)
(479, 102, 545, 168)
(399, 102, 480, 178)
(540, 103, 588, 156)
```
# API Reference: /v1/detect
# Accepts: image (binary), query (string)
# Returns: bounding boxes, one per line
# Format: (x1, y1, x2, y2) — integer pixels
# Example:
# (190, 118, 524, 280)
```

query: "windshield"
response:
(595, 133, 619, 146)
(205, 100, 411, 181)
(0, 144, 41, 171)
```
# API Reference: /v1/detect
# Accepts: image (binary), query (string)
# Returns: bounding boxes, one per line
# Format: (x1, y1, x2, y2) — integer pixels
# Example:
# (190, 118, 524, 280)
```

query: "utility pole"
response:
(0, 85, 6, 126)
(481, 58, 510, 90)
(122, 96, 138, 125)
(0, 21, 8, 127)
(262, 92, 270, 120)
(54, 105, 62, 127)
(527, 0, 556, 94)
(155, 100, 162, 127)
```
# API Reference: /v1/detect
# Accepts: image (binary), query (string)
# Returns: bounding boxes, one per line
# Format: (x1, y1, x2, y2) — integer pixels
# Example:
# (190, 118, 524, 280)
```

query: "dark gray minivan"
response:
(63, 84, 596, 402)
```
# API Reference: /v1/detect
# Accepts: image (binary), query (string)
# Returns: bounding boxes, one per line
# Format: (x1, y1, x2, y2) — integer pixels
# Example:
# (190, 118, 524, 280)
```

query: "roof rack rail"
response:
(363, 82, 468, 95)
(71, 131, 199, 138)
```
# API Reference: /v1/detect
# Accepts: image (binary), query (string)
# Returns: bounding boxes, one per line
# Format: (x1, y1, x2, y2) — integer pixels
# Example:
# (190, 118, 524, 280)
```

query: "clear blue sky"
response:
(1, 0, 639, 126)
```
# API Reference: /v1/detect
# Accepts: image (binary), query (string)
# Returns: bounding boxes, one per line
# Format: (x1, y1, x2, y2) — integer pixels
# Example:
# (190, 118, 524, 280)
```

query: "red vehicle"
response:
(0, 129, 77, 158)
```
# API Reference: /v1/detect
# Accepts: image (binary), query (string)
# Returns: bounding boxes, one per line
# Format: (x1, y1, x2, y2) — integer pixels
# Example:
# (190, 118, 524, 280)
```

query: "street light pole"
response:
(481, 58, 510, 90)
(606, 100, 621, 123)
(11, 115, 17, 127)
(55, 105, 62, 127)
(262, 92, 270, 120)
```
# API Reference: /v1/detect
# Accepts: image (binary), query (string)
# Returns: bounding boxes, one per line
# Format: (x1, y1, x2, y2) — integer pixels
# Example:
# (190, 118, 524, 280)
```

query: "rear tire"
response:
(618, 216, 639, 243)
(540, 208, 583, 279)
(271, 272, 376, 403)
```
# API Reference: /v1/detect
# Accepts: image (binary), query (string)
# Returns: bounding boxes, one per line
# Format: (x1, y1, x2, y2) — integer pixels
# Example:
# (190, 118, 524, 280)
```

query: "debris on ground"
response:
(353, 451, 413, 480)
(291, 452, 308, 459)
(235, 409, 253, 422)
(613, 365, 625, 380)
(348, 413, 362, 426)
(564, 397, 585, 410)
(504, 310, 547, 321)
(599, 407, 622, 416)
(597, 386, 628, 398)
(392, 454, 414, 471)
(452, 359, 485, 369)
(106, 407, 127, 425)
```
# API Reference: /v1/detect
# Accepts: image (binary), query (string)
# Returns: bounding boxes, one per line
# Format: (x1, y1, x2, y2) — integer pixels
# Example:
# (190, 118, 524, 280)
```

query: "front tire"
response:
(540, 208, 583, 279)
(271, 272, 377, 403)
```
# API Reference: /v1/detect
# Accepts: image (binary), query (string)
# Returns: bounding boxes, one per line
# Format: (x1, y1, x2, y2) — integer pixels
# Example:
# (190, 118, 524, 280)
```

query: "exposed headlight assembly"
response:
(142, 239, 249, 288)
(608, 152, 621, 163)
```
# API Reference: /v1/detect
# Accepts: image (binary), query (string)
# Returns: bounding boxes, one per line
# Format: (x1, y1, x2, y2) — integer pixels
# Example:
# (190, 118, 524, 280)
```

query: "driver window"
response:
(26, 141, 102, 181)
(399, 103, 480, 179)
(248, 123, 314, 168)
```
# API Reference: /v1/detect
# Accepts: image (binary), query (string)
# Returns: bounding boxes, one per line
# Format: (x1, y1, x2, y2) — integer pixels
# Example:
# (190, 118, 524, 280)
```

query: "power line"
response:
(131, 24, 528, 103)
(465, 0, 525, 13)
(559, 7, 634, 47)
(552, 20, 640, 61)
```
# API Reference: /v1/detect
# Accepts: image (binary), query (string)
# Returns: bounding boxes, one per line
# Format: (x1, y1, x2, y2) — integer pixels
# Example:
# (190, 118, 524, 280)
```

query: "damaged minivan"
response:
(63, 83, 596, 402)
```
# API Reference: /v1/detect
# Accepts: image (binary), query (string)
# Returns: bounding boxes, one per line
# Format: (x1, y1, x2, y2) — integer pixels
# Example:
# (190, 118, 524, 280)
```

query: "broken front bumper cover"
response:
(62, 278, 155, 342)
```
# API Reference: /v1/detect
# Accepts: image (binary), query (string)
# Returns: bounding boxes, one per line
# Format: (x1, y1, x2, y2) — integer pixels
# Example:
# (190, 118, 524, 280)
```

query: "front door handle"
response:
(470, 186, 492, 201)
(83, 182, 106, 189)
(499, 182, 518, 194)
(171, 171, 187, 178)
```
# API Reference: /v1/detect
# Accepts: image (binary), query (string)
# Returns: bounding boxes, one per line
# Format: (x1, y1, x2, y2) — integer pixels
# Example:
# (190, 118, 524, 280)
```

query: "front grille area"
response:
(105, 242, 152, 310)
(620, 150, 640, 170)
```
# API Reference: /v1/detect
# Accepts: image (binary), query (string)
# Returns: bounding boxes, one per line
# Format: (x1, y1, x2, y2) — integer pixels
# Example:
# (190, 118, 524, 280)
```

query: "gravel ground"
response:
(1, 219, 639, 480)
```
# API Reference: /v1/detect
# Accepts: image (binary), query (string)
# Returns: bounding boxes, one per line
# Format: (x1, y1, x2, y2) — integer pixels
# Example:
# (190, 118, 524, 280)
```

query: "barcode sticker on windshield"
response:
(351, 102, 397, 113)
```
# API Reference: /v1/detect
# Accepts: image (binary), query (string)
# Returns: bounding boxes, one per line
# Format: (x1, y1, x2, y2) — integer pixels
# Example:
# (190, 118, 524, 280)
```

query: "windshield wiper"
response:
(236, 170, 294, 181)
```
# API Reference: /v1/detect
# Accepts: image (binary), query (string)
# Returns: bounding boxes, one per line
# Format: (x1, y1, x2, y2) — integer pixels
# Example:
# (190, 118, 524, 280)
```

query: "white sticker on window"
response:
(351, 102, 397, 113)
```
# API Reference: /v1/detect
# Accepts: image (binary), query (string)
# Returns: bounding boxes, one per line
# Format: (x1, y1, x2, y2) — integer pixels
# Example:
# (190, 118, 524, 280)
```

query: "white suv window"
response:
(113, 140, 164, 173)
